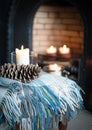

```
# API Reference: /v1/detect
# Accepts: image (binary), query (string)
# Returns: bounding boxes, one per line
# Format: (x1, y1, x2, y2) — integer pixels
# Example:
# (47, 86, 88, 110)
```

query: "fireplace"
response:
(0, 0, 92, 111)
(32, 5, 84, 59)
(8, 0, 84, 59)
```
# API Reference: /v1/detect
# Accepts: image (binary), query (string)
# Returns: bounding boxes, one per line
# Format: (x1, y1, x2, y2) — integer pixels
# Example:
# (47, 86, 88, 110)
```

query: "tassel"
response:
(1, 89, 22, 125)
(0, 73, 84, 130)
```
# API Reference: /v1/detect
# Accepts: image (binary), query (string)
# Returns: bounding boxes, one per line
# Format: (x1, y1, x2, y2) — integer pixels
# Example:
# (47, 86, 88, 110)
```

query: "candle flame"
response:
(21, 45, 24, 50)
(63, 45, 67, 49)
(50, 45, 54, 48)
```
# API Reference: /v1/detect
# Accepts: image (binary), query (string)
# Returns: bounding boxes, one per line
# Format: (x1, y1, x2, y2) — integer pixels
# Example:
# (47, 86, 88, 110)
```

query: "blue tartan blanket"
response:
(0, 73, 84, 130)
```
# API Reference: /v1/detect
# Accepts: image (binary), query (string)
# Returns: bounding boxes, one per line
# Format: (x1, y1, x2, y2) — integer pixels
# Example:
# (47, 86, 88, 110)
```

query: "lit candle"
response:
(15, 45, 29, 65)
(49, 64, 61, 71)
(48, 64, 62, 76)
(59, 45, 70, 54)
(46, 46, 57, 54)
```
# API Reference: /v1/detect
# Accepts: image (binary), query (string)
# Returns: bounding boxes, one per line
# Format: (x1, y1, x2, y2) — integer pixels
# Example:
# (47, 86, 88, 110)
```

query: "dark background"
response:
(0, 0, 92, 112)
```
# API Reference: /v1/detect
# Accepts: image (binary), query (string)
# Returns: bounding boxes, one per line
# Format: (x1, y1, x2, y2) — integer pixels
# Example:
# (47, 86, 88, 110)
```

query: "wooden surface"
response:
(58, 121, 67, 130)
(15, 124, 20, 130)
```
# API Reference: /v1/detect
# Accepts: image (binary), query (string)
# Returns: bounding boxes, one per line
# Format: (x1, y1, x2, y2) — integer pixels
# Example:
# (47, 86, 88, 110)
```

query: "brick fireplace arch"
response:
(32, 5, 84, 59)
(7, 0, 86, 60)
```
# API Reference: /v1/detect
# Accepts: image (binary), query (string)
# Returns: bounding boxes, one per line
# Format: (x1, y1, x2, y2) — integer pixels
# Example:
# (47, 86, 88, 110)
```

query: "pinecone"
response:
(0, 63, 41, 83)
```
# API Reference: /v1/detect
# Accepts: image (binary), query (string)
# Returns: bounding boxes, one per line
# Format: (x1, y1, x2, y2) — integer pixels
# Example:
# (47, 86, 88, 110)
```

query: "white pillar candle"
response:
(59, 45, 70, 54)
(15, 45, 29, 65)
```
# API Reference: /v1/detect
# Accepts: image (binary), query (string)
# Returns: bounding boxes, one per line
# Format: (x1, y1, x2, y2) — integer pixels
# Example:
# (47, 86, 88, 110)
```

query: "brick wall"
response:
(32, 5, 84, 59)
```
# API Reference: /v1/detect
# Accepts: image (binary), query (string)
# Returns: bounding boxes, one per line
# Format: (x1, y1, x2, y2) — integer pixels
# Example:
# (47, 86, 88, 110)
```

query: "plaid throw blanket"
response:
(0, 73, 84, 130)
